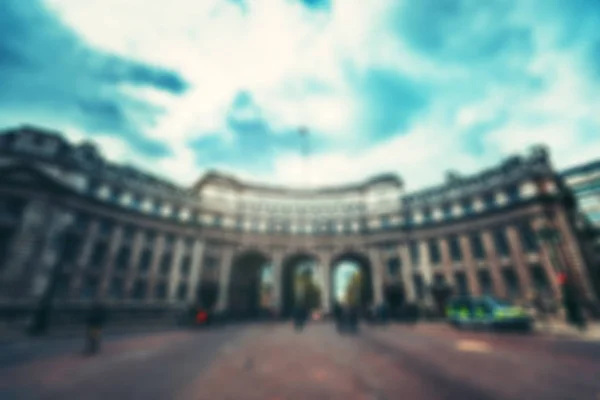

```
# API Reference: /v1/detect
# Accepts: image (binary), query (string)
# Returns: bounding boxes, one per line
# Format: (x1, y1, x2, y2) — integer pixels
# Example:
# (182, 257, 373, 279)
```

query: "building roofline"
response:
(560, 159, 600, 177)
(191, 170, 403, 195)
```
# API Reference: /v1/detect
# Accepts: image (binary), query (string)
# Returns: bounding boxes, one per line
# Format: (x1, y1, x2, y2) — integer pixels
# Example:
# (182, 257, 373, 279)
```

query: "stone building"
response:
(0, 125, 598, 323)
(561, 160, 600, 303)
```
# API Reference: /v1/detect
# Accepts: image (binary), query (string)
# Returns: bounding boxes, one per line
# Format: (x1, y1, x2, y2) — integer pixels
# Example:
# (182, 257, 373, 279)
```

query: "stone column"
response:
(482, 230, 507, 297)
(0, 200, 50, 298)
(459, 234, 481, 296)
(418, 240, 434, 305)
(167, 237, 186, 302)
(271, 249, 285, 315)
(98, 225, 123, 298)
(506, 225, 532, 299)
(553, 207, 597, 302)
(28, 208, 74, 299)
(319, 251, 332, 312)
(123, 231, 145, 299)
(368, 247, 385, 306)
(439, 237, 455, 286)
(146, 235, 165, 300)
(398, 243, 416, 302)
(216, 246, 235, 312)
(187, 239, 206, 303)
(531, 218, 561, 301)
(71, 220, 100, 298)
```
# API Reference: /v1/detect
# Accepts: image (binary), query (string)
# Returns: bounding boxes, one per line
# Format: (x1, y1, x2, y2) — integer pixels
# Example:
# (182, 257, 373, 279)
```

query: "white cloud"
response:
(43, 0, 600, 190)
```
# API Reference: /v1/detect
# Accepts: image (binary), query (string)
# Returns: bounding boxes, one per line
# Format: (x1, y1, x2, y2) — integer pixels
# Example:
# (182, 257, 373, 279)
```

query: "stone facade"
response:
(0, 125, 598, 316)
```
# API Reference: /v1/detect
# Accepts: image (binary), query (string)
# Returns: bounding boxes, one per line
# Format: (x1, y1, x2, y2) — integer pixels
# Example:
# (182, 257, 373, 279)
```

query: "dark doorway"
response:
(330, 252, 373, 313)
(281, 254, 320, 318)
(228, 251, 271, 319)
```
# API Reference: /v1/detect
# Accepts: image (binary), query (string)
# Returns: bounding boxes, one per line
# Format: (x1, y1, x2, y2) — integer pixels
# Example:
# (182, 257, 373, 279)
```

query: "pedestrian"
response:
(84, 300, 108, 355)
(563, 282, 586, 331)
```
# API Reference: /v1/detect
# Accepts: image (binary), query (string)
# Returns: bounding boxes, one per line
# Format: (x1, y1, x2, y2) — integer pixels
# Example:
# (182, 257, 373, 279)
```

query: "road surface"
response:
(1, 322, 600, 399)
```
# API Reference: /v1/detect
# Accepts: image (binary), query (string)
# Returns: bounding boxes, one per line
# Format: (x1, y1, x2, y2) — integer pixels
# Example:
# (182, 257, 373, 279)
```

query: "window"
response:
(387, 258, 400, 277)
(98, 218, 113, 236)
(145, 231, 156, 244)
(181, 255, 191, 276)
(428, 239, 441, 264)
(461, 198, 473, 214)
(477, 270, 493, 295)
(409, 241, 420, 265)
(529, 264, 549, 294)
(133, 279, 146, 299)
(81, 276, 98, 299)
(422, 207, 432, 223)
(454, 272, 469, 296)
(404, 211, 413, 226)
(449, 235, 462, 261)
(483, 193, 496, 209)
(381, 215, 391, 229)
(60, 233, 81, 264)
(122, 226, 135, 242)
(55, 272, 71, 299)
(110, 278, 123, 299)
(90, 242, 107, 267)
(470, 234, 485, 260)
(177, 283, 188, 300)
(413, 274, 425, 299)
(139, 249, 152, 273)
(109, 187, 122, 203)
(116, 247, 130, 271)
(160, 253, 172, 275)
(204, 256, 218, 270)
(165, 234, 175, 246)
(156, 283, 167, 299)
(433, 273, 446, 285)
(442, 203, 452, 218)
(506, 185, 519, 203)
(518, 222, 538, 252)
(493, 228, 510, 256)
(501, 268, 520, 298)
(74, 212, 90, 231)
(130, 194, 142, 210)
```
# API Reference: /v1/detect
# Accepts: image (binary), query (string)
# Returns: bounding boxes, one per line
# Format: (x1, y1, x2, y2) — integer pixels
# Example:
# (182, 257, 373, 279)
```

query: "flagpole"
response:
(299, 126, 310, 188)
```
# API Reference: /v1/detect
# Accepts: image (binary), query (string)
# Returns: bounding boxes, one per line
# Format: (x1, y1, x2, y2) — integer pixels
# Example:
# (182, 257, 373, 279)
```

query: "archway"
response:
(228, 250, 272, 319)
(330, 252, 373, 312)
(281, 254, 322, 318)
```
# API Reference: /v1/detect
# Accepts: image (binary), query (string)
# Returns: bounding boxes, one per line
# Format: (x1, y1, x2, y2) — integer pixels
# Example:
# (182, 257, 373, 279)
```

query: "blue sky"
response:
(1, 0, 599, 189)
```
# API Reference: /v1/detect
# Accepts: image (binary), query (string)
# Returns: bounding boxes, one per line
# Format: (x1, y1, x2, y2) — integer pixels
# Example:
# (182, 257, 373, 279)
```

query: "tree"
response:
(345, 271, 362, 308)
(294, 269, 322, 311)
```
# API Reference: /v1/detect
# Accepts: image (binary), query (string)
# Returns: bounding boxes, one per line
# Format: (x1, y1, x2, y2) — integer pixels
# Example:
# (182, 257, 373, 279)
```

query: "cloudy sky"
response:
(1, 0, 599, 189)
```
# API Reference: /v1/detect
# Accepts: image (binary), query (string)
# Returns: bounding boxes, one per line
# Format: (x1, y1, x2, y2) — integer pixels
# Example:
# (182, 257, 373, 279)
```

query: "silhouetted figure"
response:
(379, 303, 389, 326)
(562, 282, 586, 331)
(84, 301, 108, 355)
(333, 302, 343, 332)
(293, 305, 307, 331)
(348, 306, 359, 334)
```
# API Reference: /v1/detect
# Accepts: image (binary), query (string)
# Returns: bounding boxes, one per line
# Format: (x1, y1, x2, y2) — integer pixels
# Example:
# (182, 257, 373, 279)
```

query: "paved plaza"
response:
(1, 322, 600, 399)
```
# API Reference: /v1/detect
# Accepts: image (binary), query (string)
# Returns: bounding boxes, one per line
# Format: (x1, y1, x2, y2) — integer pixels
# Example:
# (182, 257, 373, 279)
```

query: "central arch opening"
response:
(228, 251, 272, 319)
(281, 254, 322, 318)
(331, 252, 373, 312)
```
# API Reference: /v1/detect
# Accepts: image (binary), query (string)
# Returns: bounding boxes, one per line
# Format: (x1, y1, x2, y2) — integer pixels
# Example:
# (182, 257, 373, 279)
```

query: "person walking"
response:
(84, 300, 108, 355)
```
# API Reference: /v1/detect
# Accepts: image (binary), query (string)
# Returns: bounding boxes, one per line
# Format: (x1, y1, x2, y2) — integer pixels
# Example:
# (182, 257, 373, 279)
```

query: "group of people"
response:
(333, 302, 361, 333)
